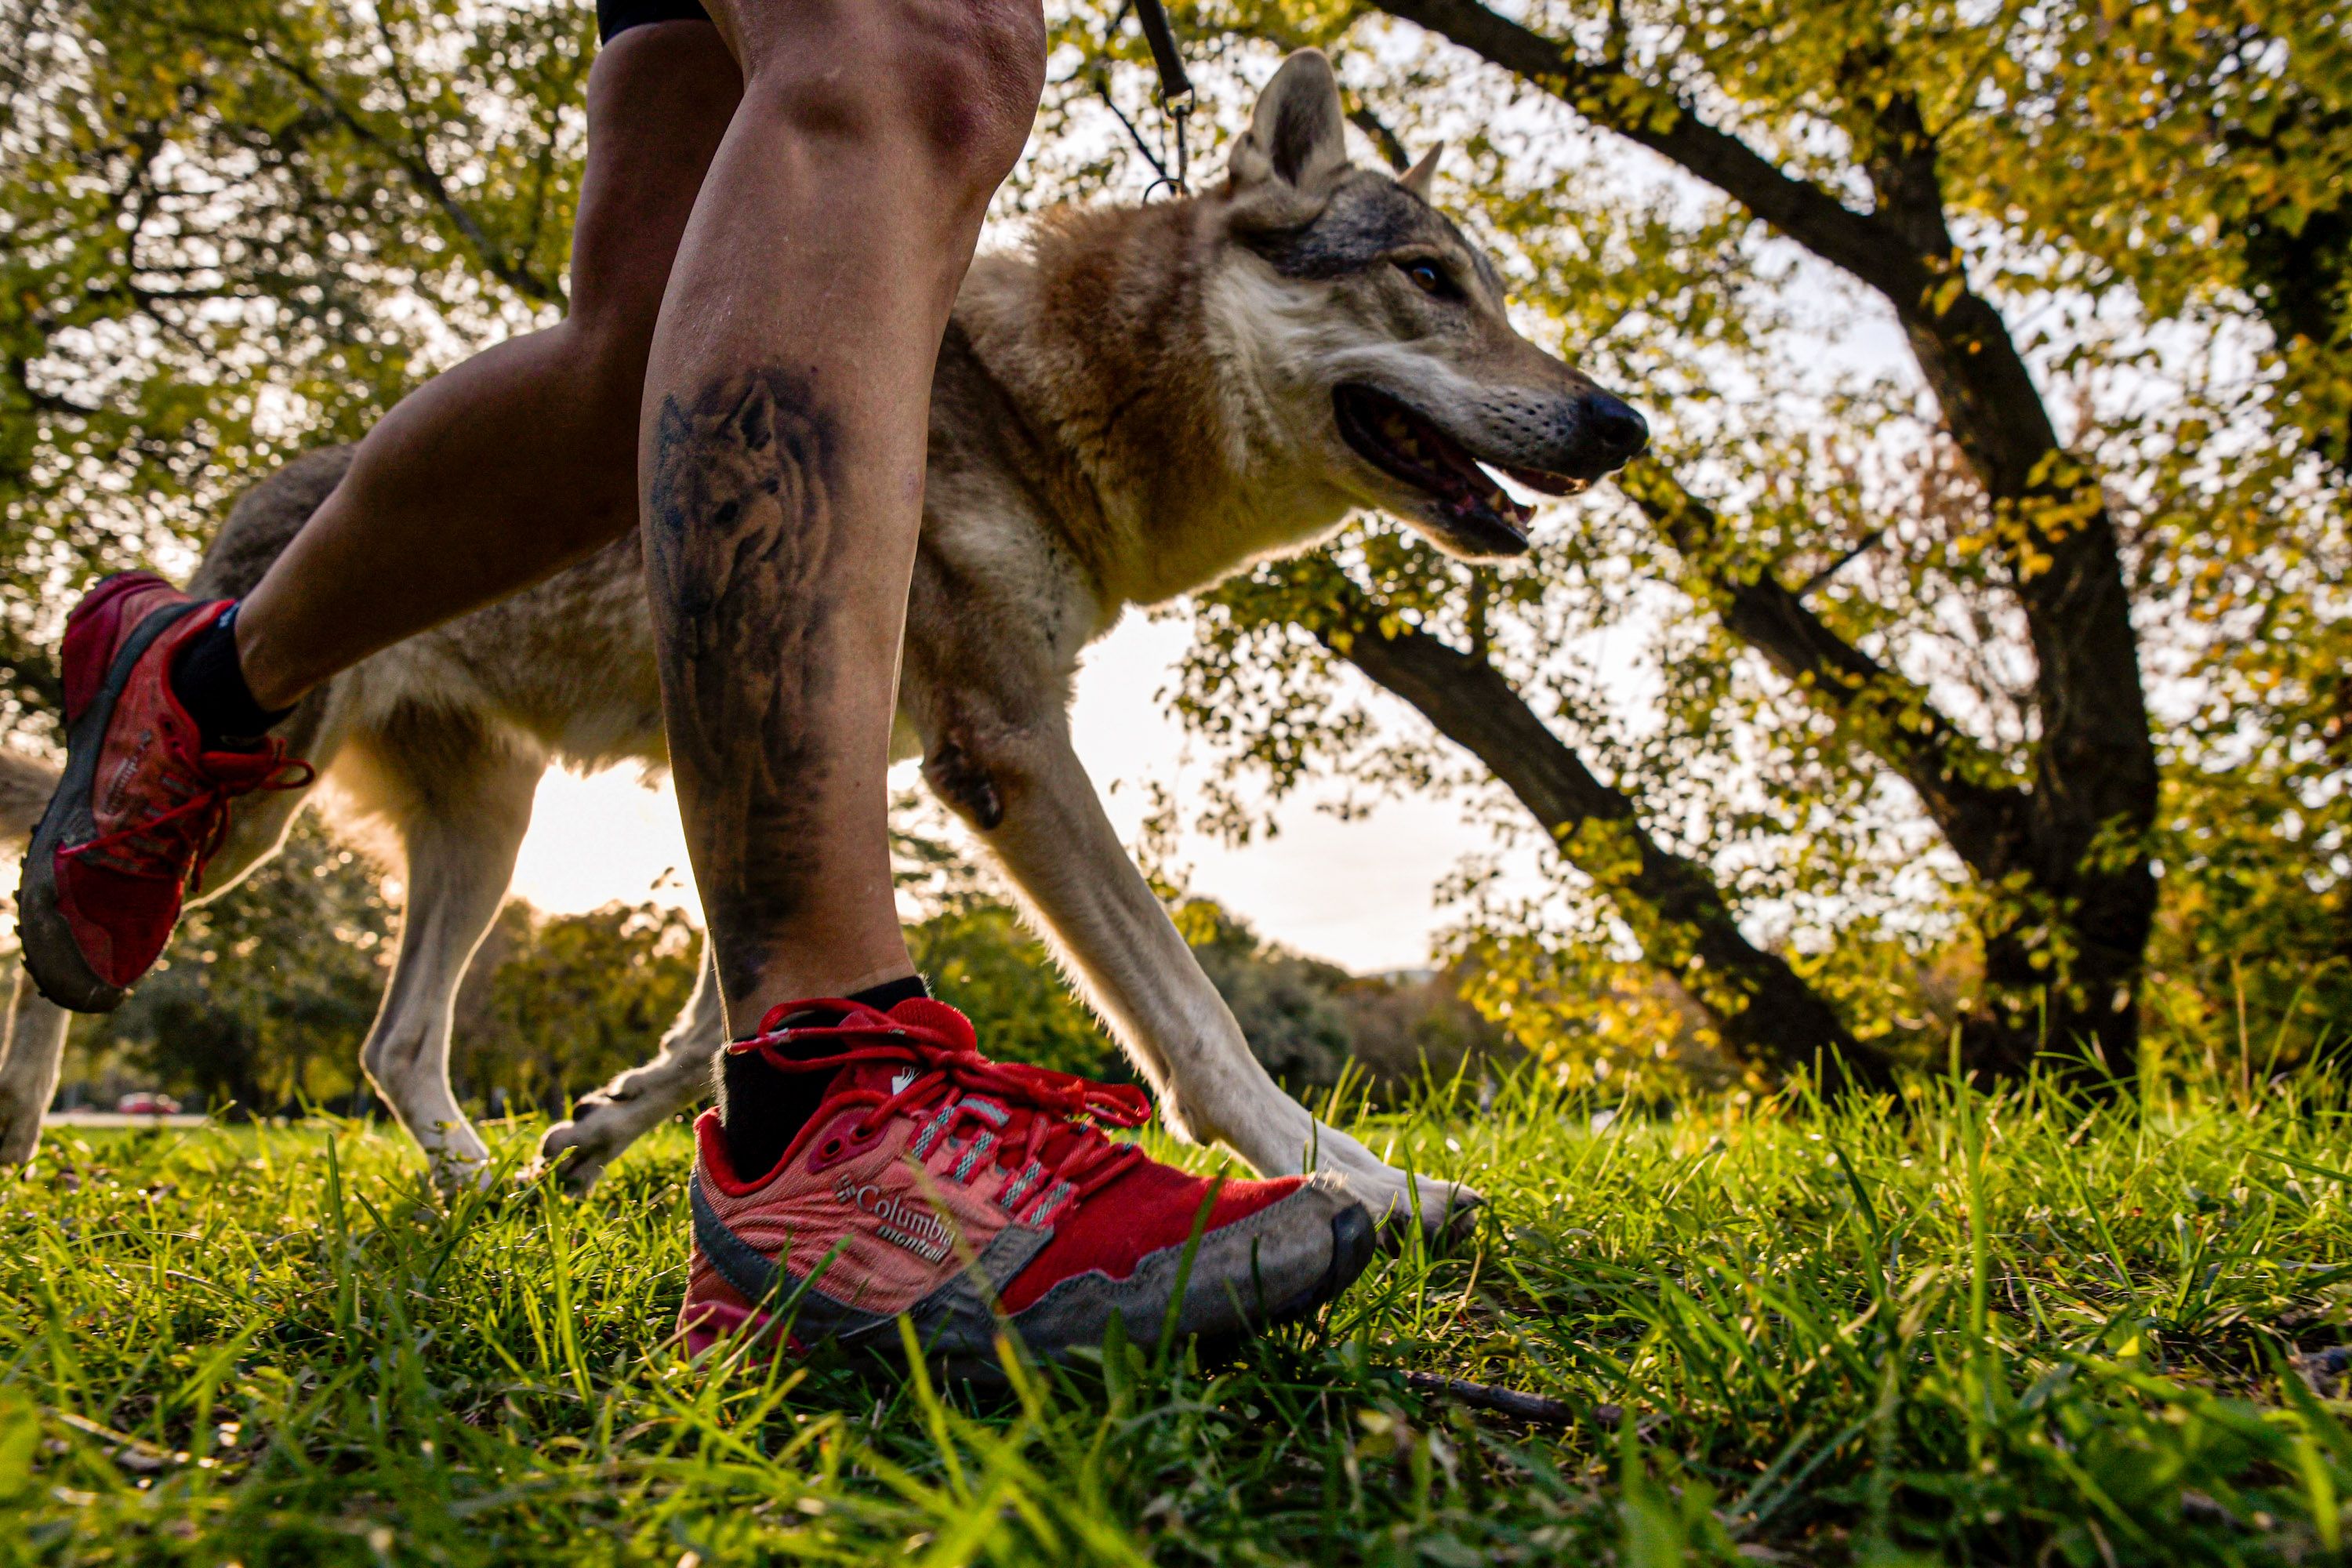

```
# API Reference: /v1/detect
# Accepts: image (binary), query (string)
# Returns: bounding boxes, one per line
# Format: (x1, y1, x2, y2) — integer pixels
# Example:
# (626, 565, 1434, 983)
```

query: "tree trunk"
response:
(1367, 0, 2161, 1081)
(1329, 613, 1899, 1094)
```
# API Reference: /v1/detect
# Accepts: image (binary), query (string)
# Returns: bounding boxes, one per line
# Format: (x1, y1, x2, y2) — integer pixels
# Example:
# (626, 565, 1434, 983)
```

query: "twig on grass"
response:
(1398, 1371, 1606, 1429)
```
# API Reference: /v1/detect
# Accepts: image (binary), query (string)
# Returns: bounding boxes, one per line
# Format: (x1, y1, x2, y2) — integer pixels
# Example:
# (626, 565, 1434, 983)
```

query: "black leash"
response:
(1127, 0, 1194, 195)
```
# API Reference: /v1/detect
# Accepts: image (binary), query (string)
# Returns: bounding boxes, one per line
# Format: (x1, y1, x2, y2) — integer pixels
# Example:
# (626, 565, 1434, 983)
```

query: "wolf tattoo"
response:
(644, 366, 848, 1002)
(0, 52, 1646, 1236)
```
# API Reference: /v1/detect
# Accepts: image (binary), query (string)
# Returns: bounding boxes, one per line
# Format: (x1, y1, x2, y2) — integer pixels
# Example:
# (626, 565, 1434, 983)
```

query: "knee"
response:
(903, 0, 1047, 190)
(739, 0, 1044, 201)
(921, 717, 1049, 833)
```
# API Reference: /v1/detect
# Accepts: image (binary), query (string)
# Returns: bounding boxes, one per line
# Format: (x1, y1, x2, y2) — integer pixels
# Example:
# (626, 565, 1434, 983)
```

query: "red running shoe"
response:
(680, 996, 1374, 1378)
(17, 573, 312, 1012)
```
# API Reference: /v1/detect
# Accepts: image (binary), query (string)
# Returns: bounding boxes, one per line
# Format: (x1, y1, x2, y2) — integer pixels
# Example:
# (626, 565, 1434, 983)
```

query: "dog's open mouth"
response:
(1333, 385, 1585, 548)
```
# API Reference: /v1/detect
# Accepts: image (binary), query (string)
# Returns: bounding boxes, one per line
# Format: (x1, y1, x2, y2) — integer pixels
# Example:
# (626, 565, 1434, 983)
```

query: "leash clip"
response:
(1160, 86, 1193, 199)
(1131, 0, 1194, 201)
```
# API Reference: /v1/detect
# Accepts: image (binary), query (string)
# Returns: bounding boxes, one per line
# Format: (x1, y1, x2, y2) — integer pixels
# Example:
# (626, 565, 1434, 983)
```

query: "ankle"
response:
(169, 603, 296, 748)
(715, 973, 929, 1180)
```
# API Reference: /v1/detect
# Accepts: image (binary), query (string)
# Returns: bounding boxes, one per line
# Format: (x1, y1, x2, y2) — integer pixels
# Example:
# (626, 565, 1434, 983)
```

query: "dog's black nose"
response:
(1580, 392, 1649, 466)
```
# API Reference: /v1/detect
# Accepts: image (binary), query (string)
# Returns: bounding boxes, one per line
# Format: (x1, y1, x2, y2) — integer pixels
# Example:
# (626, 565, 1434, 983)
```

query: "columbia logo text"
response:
(833, 1174, 954, 1262)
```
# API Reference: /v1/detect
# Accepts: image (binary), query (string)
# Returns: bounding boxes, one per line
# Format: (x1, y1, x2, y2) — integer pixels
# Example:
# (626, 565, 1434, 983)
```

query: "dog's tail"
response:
(0, 751, 60, 842)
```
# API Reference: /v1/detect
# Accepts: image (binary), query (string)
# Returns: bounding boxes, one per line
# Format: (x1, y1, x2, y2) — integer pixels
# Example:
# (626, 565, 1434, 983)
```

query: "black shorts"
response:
(597, 0, 710, 44)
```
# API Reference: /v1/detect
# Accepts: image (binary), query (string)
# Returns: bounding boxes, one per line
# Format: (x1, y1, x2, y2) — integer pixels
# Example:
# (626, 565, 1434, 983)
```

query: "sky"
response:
(506, 605, 1541, 975)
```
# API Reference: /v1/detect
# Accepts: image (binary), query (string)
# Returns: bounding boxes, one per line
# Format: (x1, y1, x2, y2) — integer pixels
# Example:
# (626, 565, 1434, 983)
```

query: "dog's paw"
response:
(537, 1054, 709, 1195)
(1345, 1167, 1483, 1252)
(0, 1083, 42, 1168)
(422, 1134, 496, 1197)
(536, 1089, 650, 1196)
(1298, 1120, 1481, 1251)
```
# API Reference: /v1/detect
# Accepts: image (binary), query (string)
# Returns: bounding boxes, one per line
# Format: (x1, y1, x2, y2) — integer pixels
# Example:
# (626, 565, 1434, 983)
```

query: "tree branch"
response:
(1368, 0, 1922, 299)
(208, 30, 563, 307)
(1367, 0, 2160, 1065)
(1616, 458, 2029, 877)
(1320, 589, 1896, 1091)
(1345, 99, 1412, 173)
(1095, 76, 1174, 187)
(1794, 530, 1883, 601)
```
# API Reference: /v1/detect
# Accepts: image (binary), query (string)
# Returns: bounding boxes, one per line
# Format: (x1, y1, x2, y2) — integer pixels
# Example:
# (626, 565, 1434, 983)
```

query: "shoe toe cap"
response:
(54, 854, 181, 989)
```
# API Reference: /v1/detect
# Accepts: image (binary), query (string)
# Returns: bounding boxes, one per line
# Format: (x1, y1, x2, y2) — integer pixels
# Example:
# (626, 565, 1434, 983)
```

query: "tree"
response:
(8, 0, 2344, 1101)
(0, 0, 586, 735)
(1049, 0, 2350, 1082)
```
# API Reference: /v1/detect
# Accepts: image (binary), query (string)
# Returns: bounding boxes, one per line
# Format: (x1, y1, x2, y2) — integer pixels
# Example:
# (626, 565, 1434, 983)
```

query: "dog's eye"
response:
(1397, 260, 1454, 298)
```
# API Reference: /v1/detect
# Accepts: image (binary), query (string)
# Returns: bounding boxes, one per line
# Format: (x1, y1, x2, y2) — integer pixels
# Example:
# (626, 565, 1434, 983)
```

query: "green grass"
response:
(5, 1065, 2352, 1565)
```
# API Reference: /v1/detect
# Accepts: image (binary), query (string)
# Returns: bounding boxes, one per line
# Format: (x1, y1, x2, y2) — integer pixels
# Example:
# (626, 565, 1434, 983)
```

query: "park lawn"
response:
(3, 1067, 2352, 1566)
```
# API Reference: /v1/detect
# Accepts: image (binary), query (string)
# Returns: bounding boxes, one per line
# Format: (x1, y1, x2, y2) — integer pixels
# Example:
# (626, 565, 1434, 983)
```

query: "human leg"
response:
(233, 20, 742, 710)
(19, 20, 736, 1012)
(638, 0, 1044, 1024)
(648, 2, 1374, 1366)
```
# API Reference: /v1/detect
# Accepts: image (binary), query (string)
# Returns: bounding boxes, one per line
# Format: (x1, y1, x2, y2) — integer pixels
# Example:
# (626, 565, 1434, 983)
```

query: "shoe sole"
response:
(684, 1200, 1379, 1388)
(17, 591, 207, 1013)
(946, 1198, 1380, 1387)
(1180, 1198, 1377, 1367)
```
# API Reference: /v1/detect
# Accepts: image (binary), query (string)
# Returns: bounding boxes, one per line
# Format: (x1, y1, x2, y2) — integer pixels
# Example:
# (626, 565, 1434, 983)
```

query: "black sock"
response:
(717, 973, 930, 1180)
(169, 603, 294, 748)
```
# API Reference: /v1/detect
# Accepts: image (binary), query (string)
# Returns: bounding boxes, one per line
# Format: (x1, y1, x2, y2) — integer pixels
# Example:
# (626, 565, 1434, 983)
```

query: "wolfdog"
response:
(0, 51, 1645, 1234)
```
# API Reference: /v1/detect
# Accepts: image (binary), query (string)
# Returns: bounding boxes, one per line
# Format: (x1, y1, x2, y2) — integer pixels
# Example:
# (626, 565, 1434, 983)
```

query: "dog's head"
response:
(1208, 51, 1647, 559)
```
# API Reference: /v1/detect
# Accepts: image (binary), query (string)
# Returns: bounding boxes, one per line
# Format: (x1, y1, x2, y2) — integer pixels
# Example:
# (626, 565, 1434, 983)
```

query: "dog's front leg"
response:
(929, 717, 1478, 1241)
(536, 943, 726, 1192)
(0, 969, 68, 1167)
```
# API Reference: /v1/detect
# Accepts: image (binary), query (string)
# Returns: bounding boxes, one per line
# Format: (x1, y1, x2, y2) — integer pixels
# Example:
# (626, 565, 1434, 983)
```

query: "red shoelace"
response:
(736, 1004, 1152, 1226)
(66, 740, 314, 889)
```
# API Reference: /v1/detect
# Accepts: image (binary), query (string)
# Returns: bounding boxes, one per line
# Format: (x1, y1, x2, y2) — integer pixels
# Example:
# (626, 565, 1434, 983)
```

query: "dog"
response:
(0, 50, 1645, 1234)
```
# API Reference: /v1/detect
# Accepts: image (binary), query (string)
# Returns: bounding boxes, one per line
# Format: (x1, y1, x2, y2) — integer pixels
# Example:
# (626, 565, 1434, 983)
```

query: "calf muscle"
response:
(638, 2, 1043, 1030)
(644, 366, 847, 1002)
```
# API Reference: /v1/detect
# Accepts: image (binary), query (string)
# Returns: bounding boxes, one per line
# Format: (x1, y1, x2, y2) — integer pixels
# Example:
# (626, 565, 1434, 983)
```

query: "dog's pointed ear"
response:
(1400, 142, 1443, 200)
(655, 394, 695, 452)
(1227, 49, 1349, 196)
(721, 374, 776, 452)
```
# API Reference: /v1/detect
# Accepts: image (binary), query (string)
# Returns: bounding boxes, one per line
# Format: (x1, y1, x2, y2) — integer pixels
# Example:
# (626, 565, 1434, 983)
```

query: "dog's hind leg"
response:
(0, 970, 70, 1167)
(535, 940, 723, 1193)
(0, 752, 69, 1165)
(920, 709, 1479, 1244)
(358, 727, 540, 1189)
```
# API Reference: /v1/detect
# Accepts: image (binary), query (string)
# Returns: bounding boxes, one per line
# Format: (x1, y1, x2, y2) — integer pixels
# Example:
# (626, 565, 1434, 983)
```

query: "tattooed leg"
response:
(643, 367, 863, 1004)
(640, 0, 1044, 1030)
